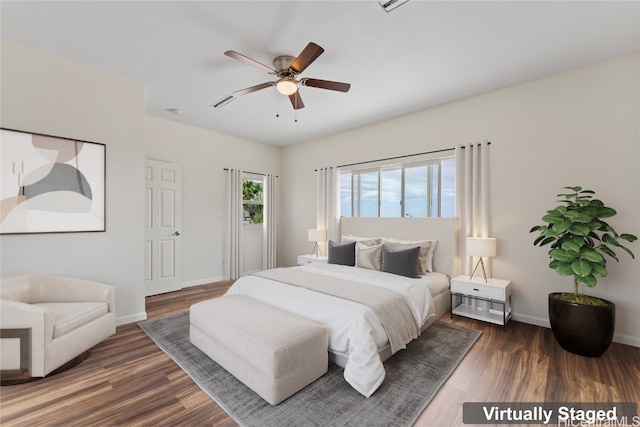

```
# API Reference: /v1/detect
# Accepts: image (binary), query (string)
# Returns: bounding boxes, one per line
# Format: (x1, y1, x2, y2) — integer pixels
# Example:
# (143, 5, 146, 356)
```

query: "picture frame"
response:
(0, 128, 106, 234)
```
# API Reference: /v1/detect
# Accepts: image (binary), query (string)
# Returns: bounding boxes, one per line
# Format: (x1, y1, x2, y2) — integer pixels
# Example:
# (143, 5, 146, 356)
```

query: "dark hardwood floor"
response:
(1, 281, 638, 426)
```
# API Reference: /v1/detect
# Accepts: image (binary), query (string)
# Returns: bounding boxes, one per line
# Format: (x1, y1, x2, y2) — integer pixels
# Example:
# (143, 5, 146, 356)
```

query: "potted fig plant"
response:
(530, 186, 637, 357)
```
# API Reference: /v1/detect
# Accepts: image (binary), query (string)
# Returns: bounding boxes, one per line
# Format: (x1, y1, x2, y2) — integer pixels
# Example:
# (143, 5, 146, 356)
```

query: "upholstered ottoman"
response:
(189, 295, 328, 405)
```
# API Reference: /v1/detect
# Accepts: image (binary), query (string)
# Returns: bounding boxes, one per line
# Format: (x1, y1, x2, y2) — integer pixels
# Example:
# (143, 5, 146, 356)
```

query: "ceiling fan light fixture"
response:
(276, 78, 298, 95)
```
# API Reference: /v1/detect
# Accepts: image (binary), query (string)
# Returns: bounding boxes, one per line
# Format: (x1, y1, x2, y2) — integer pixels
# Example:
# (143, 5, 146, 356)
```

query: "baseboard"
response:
(512, 313, 639, 348)
(116, 312, 147, 326)
(512, 313, 549, 328)
(611, 332, 640, 348)
(181, 276, 225, 289)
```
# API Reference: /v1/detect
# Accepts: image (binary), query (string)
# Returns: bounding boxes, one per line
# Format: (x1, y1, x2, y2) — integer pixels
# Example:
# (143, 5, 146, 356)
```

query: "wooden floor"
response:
(1, 281, 639, 427)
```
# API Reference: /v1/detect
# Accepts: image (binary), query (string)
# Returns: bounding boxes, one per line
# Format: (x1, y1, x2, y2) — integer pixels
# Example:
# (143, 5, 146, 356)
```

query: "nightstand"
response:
(297, 254, 328, 265)
(450, 275, 512, 328)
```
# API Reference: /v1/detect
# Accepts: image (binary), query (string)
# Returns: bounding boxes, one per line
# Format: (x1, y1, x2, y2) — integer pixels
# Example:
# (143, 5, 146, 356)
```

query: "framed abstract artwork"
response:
(0, 128, 106, 234)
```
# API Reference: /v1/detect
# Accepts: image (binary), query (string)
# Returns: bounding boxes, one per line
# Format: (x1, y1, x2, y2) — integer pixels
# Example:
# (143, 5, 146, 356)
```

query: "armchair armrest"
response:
(32, 275, 116, 313)
(1, 299, 55, 344)
(1, 299, 54, 377)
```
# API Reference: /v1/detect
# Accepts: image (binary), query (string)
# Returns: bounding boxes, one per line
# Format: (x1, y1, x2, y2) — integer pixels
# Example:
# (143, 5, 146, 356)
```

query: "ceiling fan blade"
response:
(233, 82, 275, 97)
(290, 42, 324, 74)
(224, 50, 276, 74)
(301, 78, 351, 93)
(288, 91, 305, 110)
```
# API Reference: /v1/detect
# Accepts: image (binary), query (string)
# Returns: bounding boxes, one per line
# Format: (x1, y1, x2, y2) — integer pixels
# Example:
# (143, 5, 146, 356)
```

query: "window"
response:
(242, 178, 263, 224)
(341, 156, 455, 218)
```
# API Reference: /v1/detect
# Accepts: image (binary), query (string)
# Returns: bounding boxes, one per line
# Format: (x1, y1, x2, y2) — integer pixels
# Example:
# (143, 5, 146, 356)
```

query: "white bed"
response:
(336, 217, 459, 363)
(226, 217, 459, 397)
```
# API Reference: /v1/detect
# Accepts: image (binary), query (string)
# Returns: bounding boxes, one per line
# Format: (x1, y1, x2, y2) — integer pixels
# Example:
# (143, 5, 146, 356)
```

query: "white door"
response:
(144, 160, 182, 296)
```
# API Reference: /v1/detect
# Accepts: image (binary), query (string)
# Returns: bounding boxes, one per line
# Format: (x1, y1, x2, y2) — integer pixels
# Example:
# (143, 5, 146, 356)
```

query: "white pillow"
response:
(342, 234, 382, 247)
(382, 238, 437, 274)
(355, 242, 383, 271)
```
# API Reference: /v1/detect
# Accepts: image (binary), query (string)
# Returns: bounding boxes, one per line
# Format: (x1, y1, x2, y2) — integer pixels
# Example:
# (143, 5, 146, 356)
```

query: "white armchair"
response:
(0, 274, 116, 380)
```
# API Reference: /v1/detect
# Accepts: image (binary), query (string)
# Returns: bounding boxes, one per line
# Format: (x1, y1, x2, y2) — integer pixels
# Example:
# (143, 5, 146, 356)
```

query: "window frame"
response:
(242, 176, 264, 225)
(341, 155, 455, 218)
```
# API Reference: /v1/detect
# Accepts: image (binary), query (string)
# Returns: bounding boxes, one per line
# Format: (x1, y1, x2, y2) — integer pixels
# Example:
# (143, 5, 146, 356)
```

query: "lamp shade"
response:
(466, 237, 496, 258)
(308, 229, 327, 242)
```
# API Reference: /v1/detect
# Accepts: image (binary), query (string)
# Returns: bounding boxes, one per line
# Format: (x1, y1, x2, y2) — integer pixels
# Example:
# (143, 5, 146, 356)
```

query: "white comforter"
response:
(225, 263, 446, 397)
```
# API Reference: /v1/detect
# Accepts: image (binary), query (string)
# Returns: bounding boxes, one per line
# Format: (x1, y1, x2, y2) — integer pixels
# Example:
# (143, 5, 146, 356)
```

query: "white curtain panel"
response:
(316, 167, 339, 255)
(262, 174, 277, 270)
(224, 169, 243, 280)
(456, 142, 492, 276)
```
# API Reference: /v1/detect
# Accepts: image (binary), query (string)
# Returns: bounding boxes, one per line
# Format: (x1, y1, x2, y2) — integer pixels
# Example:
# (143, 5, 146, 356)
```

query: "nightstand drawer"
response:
(451, 279, 506, 300)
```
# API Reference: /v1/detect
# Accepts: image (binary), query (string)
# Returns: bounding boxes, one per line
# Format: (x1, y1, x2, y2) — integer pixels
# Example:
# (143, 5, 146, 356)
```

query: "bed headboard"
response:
(339, 217, 460, 278)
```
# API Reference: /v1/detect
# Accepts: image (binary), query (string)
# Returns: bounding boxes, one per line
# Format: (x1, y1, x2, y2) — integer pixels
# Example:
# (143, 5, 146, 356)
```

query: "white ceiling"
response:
(1, 1, 638, 146)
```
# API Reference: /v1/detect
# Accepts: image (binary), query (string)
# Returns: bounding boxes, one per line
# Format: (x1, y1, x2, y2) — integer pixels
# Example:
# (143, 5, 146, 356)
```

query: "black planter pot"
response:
(548, 292, 615, 357)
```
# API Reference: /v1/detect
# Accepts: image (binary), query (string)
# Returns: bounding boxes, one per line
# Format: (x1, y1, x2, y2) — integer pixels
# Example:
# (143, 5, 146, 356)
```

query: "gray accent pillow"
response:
(328, 240, 356, 266)
(383, 239, 433, 274)
(381, 245, 420, 278)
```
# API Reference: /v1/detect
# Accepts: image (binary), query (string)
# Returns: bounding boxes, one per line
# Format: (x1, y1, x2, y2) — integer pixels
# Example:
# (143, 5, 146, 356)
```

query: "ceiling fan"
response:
(213, 42, 351, 110)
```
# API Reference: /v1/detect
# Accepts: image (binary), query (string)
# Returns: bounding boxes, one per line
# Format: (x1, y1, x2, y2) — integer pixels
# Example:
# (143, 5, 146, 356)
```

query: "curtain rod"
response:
(223, 168, 278, 178)
(337, 147, 452, 169)
(328, 142, 491, 170)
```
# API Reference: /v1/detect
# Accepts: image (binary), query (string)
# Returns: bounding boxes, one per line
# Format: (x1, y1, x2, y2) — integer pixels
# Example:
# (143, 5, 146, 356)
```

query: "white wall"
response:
(0, 41, 147, 324)
(281, 53, 640, 347)
(144, 116, 281, 285)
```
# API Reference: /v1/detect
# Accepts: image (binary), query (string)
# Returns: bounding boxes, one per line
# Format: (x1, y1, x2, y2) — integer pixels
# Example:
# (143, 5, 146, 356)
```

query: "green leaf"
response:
(569, 224, 591, 236)
(587, 232, 601, 242)
(580, 249, 604, 263)
(571, 260, 592, 277)
(554, 262, 574, 276)
(552, 221, 572, 234)
(591, 264, 607, 277)
(602, 234, 621, 247)
(563, 186, 582, 192)
(577, 274, 597, 287)
(529, 225, 543, 233)
(579, 189, 595, 195)
(542, 213, 564, 224)
(599, 245, 619, 262)
(587, 221, 604, 231)
(561, 240, 582, 254)
(538, 236, 556, 246)
(534, 235, 555, 246)
(596, 207, 617, 218)
(550, 249, 577, 263)
(620, 233, 638, 243)
(564, 211, 593, 223)
(619, 245, 636, 259)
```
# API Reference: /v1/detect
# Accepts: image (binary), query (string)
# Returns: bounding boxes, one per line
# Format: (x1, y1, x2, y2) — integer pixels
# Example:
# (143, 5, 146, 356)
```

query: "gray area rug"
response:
(139, 312, 481, 427)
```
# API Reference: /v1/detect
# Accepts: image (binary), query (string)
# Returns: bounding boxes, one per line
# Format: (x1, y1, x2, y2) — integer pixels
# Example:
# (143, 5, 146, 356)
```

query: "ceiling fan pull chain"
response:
(275, 91, 280, 118)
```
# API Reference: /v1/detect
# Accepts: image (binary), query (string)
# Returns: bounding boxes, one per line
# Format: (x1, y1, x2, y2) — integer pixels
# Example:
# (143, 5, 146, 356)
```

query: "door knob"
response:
(170, 231, 181, 236)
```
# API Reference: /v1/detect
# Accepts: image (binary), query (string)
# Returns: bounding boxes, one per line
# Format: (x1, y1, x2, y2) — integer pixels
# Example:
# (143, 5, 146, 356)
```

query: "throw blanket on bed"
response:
(253, 268, 420, 354)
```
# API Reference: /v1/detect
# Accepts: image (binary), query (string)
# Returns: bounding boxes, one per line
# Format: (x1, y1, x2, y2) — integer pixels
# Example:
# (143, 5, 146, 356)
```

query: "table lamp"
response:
(308, 229, 327, 258)
(467, 237, 496, 282)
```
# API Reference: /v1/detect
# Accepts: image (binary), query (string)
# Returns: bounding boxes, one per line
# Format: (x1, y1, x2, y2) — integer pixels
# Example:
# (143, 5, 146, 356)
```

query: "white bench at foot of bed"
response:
(189, 295, 328, 405)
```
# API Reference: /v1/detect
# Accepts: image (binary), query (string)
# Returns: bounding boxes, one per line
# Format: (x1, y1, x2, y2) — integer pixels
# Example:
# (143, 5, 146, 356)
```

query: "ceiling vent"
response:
(379, 0, 410, 13)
